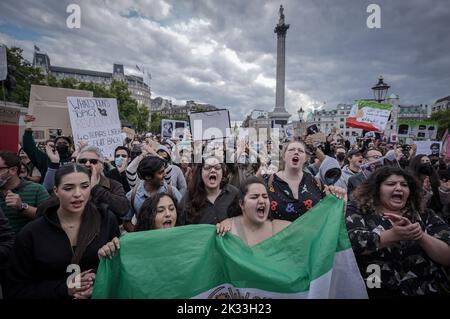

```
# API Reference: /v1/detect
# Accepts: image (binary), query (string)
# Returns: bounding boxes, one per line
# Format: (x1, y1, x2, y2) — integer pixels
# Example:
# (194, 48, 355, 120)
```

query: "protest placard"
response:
(310, 132, 326, 144)
(346, 100, 392, 132)
(189, 109, 230, 141)
(28, 85, 93, 141)
(414, 141, 442, 157)
(67, 97, 122, 160)
(361, 151, 399, 179)
(285, 124, 294, 138)
(161, 120, 188, 139)
(122, 127, 135, 140)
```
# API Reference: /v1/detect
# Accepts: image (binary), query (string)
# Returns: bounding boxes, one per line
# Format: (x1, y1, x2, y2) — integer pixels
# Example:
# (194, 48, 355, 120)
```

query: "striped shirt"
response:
(0, 180, 49, 233)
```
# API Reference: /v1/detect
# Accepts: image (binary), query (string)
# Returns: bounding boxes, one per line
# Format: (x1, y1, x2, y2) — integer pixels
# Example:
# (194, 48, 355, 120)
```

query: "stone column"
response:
(274, 6, 289, 113)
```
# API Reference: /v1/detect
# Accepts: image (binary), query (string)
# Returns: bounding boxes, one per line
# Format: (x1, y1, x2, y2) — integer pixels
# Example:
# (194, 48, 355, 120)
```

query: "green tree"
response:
(42, 76, 150, 133)
(0, 46, 45, 106)
(431, 109, 450, 138)
(149, 112, 163, 134)
(78, 82, 114, 98)
(172, 114, 186, 121)
(47, 74, 59, 87)
(58, 77, 78, 89)
(431, 109, 450, 130)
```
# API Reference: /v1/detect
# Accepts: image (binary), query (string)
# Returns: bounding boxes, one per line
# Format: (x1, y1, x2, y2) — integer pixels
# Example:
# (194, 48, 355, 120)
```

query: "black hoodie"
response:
(4, 201, 120, 299)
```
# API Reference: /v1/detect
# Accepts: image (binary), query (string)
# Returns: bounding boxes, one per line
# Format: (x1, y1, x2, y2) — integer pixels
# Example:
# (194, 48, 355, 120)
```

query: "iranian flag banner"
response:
(346, 100, 392, 132)
(92, 195, 368, 299)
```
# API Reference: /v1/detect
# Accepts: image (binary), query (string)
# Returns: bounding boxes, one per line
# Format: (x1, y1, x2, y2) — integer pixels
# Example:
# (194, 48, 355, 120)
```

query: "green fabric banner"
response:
(92, 195, 367, 299)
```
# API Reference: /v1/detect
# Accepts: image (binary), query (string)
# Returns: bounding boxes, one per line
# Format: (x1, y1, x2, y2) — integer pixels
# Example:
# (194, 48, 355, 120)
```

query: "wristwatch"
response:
(20, 202, 29, 211)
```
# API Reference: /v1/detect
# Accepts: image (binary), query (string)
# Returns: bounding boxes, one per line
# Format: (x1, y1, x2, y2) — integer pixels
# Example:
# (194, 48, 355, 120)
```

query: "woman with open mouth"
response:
(346, 166, 450, 298)
(98, 193, 180, 259)
(263, 141, 346, 222)
(216, 177, 291, 247)
(180, 156, 239, 225)
(5, 164, 120, 299)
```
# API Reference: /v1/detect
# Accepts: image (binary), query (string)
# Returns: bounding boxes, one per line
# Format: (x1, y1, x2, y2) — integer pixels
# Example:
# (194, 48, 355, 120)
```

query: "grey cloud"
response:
(1, 0, 449, 120)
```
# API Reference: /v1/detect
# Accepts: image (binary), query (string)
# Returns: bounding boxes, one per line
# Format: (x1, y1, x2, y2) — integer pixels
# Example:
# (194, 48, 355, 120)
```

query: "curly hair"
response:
(135, 193, 179, 231)
(351, 166, 423, 221)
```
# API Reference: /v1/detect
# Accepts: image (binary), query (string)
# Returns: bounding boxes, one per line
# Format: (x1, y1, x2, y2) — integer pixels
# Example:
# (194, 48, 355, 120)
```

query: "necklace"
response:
(57, 210, 80, 230)
(61, 223, 77, 230)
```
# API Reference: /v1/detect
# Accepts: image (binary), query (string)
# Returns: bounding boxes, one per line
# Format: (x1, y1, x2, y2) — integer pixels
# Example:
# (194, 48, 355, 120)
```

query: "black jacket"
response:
(347, 172, 366, 198)
(0, 208, 15, 277)
(91, 175, 130, 218)
(4, 201, 120, 299)
(106, 168, 131, 194)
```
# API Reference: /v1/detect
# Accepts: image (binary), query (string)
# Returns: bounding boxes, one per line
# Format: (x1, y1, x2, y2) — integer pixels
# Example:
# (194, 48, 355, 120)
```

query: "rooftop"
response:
(50, 66, 111, 78)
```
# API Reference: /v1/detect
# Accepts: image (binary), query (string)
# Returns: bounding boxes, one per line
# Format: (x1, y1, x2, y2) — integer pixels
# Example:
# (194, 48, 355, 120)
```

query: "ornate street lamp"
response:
(297, 107, 304, 122)
(371, 76, 390, 103)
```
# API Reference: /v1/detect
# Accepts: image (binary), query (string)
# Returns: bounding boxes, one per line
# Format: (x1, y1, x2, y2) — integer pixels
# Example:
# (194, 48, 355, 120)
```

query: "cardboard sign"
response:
(309, 132, 326, 144)
(28, 85, 93, 141)
(122, 127, 136, 140)
(67, 97, 123, 160)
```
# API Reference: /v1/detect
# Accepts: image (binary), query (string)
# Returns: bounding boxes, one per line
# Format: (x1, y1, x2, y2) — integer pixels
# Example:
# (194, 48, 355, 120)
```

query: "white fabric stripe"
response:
(192, 249, 368, 299)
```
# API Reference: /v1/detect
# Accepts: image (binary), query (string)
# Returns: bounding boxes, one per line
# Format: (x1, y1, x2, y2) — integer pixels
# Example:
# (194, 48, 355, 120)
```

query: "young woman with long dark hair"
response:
(5, 164, 120, 299)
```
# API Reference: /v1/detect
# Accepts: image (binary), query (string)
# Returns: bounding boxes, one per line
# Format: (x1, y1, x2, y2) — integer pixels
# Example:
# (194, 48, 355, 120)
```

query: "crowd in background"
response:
(0, 115, 449, 299)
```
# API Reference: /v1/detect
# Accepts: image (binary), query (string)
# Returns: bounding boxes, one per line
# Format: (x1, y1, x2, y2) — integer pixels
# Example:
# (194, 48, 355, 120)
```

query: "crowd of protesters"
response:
(0, 114, 449, 299)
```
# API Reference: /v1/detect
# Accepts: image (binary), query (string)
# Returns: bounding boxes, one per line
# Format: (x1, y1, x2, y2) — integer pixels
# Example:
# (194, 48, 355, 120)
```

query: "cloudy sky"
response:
(1, 0, 449, 120)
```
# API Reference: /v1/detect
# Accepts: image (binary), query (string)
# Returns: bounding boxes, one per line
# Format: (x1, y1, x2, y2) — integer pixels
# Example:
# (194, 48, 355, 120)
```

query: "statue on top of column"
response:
(279, 5, 285, 24)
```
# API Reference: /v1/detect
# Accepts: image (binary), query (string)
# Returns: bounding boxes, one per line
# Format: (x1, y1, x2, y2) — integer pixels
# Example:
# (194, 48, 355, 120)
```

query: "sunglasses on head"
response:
(78, 158, 100, 165)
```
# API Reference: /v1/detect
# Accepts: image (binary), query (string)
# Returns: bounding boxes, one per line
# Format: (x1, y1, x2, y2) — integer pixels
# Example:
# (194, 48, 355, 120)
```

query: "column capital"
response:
(274, 24, 290, 35)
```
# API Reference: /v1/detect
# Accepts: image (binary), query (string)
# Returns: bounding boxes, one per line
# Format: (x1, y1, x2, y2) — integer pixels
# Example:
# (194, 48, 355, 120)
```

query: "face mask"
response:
(336, 153, 346, 162)
(324, 168, 341, 186)
(418, 163, 434, 176)
(324, 177, 338, 186)
(115, 157, 124, 167)
(56, 144, 69, 156)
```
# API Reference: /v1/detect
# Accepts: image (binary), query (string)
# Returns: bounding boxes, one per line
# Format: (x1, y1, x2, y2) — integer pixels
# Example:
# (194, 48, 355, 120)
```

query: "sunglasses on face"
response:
(78, 158, 100, 165)
(115, 154, 128, 158)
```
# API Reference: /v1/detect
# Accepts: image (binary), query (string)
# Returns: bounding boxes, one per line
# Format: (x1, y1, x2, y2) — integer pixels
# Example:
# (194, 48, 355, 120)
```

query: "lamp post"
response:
(297, 107, 304, 122)
(371, 76, 390, 103)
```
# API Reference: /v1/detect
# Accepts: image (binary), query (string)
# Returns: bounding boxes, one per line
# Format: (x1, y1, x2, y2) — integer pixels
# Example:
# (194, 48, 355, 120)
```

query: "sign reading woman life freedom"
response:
(67, 97, 123, 160)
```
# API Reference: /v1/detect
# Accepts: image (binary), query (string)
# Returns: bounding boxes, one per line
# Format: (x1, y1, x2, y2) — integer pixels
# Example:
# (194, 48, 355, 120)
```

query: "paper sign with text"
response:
(67, 97, 123, 160)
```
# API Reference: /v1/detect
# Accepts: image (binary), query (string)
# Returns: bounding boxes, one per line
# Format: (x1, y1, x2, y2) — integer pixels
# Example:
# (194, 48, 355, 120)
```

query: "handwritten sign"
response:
(67, 97, 123, 160)
(347, 100, 392, 132)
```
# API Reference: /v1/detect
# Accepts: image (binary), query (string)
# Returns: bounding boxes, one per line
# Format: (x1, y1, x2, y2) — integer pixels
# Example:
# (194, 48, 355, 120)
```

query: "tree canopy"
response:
(0, 47, 45, 106)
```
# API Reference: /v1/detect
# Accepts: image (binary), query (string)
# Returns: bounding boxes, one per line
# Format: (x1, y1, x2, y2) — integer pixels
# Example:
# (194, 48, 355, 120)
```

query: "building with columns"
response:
(307, 104, 363, 137)
(431, 95, 450, 114)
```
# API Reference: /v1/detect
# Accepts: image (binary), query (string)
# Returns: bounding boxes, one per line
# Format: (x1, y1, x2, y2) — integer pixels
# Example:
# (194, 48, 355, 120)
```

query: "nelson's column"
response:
(269, 5, 291, 127)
